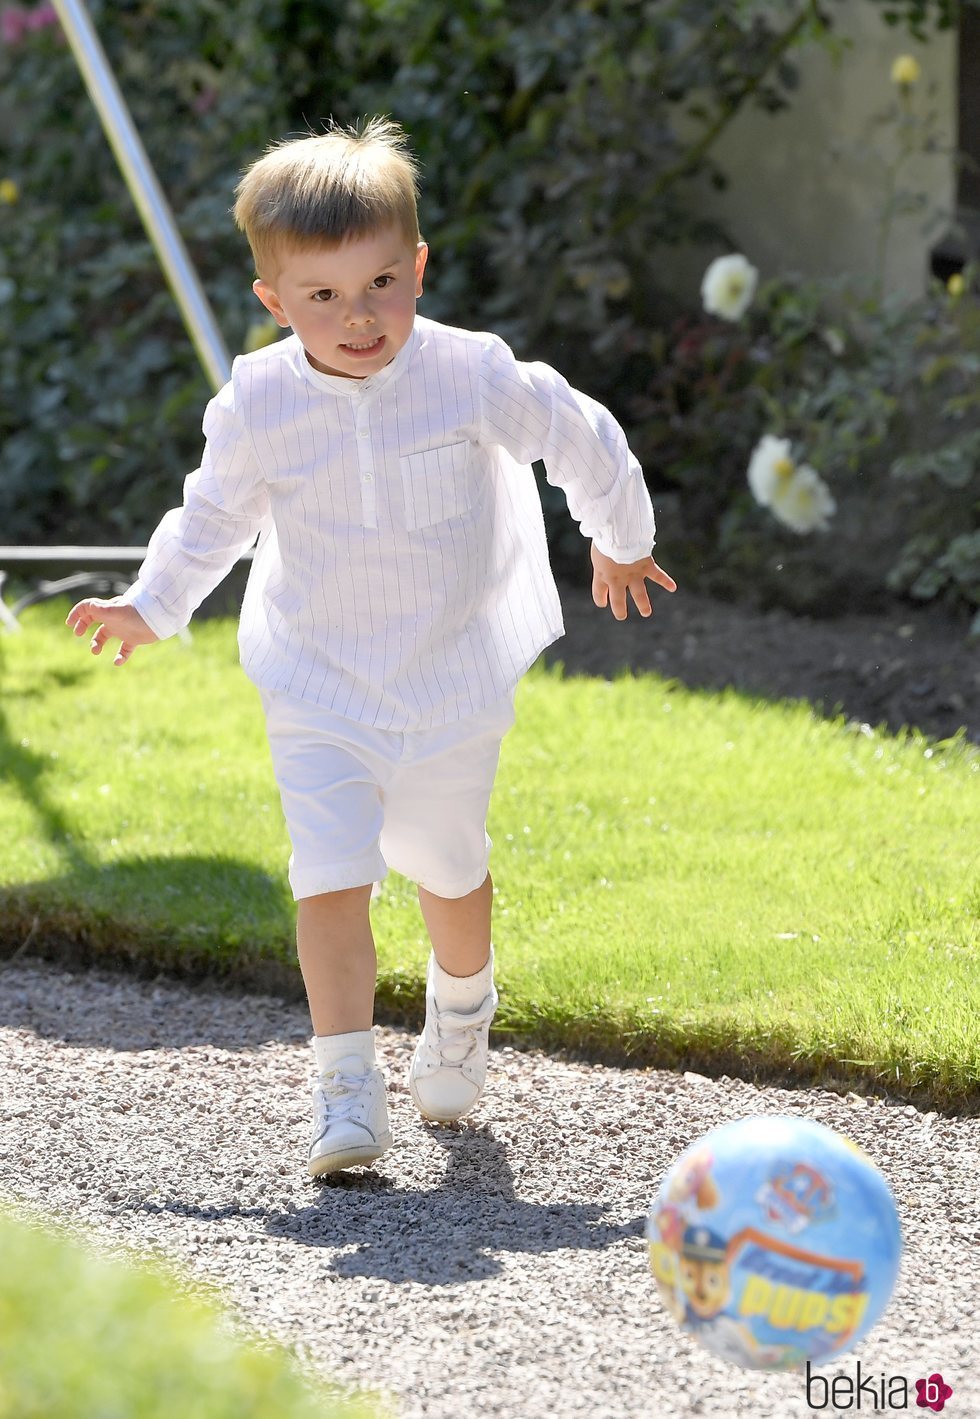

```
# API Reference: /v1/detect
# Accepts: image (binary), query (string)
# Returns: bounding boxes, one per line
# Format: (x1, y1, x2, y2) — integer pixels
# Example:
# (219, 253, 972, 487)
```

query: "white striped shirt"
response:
(128, 315, 657, 730)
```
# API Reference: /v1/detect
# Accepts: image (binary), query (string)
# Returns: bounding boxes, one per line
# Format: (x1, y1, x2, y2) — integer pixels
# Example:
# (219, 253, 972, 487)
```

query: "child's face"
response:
(253, 226, 428, 379)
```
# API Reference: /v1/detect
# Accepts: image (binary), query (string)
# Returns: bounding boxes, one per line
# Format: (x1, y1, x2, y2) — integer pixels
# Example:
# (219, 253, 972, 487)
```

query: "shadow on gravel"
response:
(309, 1124, 645, 1284)
(0, 934, 305, 1051)
(132, 1121, 644, 1284)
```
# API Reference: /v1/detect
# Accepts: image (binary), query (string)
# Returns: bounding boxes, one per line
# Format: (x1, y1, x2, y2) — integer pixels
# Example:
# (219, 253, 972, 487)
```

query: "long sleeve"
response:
(477, 332, 656, 564)
(125, 371, 271, 640)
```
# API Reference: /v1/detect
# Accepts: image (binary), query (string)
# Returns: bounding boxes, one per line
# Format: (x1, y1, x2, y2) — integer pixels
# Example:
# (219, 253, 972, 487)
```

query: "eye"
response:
(372, 274, 394, 288)
(311, 289, 334, 302)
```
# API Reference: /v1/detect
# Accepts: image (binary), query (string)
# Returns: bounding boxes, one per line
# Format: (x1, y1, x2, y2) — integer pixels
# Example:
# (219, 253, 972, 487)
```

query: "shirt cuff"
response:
(122, 583, 185, 642)
(590, 531, 656, 564)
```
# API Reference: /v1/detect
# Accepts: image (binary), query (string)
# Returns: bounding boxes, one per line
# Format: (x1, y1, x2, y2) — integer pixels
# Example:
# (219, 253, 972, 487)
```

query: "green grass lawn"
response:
(2, 602, 978, 1110)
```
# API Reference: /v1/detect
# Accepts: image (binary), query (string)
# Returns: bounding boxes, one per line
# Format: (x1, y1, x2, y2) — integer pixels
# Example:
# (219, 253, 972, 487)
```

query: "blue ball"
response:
(646, 1115, 902, 1372)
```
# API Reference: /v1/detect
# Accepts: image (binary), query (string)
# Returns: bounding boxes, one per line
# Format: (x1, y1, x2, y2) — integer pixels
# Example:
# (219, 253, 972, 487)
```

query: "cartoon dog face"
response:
(679, 1253, 731, 1319)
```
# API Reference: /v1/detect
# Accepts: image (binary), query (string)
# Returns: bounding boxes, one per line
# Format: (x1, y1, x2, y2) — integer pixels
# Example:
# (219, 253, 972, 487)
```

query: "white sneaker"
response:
(409, 957, 498, 1123)
(308, 1056, 393, 1177)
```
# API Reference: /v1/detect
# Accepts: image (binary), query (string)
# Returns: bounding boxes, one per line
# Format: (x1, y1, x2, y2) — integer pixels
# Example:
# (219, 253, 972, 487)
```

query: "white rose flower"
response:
(701, 253, 759, 321)
(770, 464, 836, 534)
(747, 435, 796, 508)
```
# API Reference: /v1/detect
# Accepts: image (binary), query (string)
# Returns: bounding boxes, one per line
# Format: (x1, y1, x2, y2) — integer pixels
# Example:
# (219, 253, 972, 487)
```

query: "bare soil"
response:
(547, 580, 980, 745)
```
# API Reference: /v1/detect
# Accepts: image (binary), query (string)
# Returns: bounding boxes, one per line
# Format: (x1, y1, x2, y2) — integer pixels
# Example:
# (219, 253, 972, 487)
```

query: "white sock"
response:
(312, 1028, 377, 1074)
(430, 944, 495, 1013)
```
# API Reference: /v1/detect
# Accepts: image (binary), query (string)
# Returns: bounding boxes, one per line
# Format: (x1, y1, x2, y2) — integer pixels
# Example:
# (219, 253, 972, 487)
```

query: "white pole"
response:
(50, 0, 232, 392)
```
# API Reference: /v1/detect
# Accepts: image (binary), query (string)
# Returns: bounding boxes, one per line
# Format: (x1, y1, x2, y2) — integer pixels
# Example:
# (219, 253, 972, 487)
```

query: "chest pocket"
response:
(398, 440, 478, 531)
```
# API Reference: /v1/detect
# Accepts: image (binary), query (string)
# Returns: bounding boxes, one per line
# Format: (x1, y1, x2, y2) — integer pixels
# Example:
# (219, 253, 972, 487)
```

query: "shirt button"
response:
(358, 429, 370, 438)
(362, 473, 373, 483)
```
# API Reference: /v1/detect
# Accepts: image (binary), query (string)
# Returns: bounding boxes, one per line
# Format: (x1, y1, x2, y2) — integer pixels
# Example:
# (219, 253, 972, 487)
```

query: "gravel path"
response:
(1, 959, 977, 1418)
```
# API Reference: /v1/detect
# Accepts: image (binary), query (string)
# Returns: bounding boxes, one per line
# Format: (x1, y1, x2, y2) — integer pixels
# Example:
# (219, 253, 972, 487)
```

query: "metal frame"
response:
(0, 546, 254, 632)
(0, 549, 148, 632)
(50, 0, 232, 392)
(3, 7, 239, 632)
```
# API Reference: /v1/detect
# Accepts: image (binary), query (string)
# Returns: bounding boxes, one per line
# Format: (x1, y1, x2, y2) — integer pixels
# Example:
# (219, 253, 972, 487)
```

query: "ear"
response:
(252, 278, 291, 328)
(415, 242, 429, 298)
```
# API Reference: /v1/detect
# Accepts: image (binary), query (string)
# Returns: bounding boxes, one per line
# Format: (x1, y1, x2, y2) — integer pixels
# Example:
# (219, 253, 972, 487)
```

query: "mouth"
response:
(341, 335, 385, 356)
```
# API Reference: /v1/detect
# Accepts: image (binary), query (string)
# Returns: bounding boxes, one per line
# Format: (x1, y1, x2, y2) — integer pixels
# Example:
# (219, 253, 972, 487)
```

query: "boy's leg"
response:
(378, 692, 516, 1122)
(409, 873, 500, 1121)
(296, 884, 377, 1036)
(259, 690, 399, 1174)
(296, 885, 392, 1176)
(416, 869, 493, 979)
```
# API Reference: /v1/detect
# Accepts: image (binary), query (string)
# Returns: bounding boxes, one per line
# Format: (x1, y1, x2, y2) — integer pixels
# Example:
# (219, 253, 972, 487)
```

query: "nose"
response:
(344, 296, 374, 328)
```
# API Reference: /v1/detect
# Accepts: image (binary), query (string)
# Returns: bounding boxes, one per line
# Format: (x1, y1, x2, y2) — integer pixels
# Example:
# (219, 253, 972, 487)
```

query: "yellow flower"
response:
(242, 316, 281, 353)
(947, 272, 965, 298)
(0, 179, 19, 205)
(890, 55, 921, 87)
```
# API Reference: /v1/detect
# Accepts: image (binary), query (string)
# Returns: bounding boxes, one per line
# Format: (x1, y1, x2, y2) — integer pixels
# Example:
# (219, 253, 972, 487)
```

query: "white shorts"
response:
(260, 689, 517, 901)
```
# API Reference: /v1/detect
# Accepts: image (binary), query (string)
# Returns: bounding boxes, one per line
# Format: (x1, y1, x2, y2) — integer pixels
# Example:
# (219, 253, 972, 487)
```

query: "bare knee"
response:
(297, 883, 374, 922)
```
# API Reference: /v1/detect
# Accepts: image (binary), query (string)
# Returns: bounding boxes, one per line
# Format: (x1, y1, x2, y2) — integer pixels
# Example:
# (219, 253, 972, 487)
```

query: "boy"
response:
(66, 117, 675, 1179)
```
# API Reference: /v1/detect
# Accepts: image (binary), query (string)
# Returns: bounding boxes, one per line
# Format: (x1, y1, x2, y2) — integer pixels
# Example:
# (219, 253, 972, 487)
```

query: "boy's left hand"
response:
(590, 544, 677, 620)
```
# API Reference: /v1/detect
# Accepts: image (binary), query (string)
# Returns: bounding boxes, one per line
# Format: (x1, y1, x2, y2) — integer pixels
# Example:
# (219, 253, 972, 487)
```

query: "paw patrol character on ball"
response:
(668, 1223, 805, 1370)
(647, 1117, 902, 1373)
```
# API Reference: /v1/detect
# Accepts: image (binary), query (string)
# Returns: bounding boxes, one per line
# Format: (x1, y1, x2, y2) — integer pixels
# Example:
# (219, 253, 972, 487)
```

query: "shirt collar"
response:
(296, 322, 423, 398)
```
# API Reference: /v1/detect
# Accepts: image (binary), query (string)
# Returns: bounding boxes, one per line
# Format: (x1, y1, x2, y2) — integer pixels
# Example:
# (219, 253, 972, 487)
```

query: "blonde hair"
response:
(234, 116, 421, 279)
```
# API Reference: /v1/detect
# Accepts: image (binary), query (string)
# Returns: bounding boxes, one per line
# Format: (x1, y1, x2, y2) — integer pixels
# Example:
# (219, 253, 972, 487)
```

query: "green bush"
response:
(274, 0, 976, 607)
(1, 0, 968, 613)
(627, 268, 980, 624)
(0, 0, 289, 543)
(290, 0, 960, 372)
(0, 1209, 379, 1419)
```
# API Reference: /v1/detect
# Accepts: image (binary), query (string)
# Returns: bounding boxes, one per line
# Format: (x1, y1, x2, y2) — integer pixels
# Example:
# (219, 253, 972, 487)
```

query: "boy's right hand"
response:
(65, 597, 158, 666)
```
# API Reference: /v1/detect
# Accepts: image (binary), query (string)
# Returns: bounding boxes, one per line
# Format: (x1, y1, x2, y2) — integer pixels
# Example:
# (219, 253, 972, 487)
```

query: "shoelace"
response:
(312, 1065, 372, 1127)
(424, 1007, 490, 1066)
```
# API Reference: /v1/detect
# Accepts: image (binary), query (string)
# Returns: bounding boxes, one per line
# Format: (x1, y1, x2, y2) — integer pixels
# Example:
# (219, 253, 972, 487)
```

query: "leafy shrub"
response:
(0, 0, 968, 619)
(627, 269, 980, 625)
(0, 1208, 378, 1419)
(275, 0, 976, 610)
(286, 0, 961, 366)
(0, 0, 289, 543)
